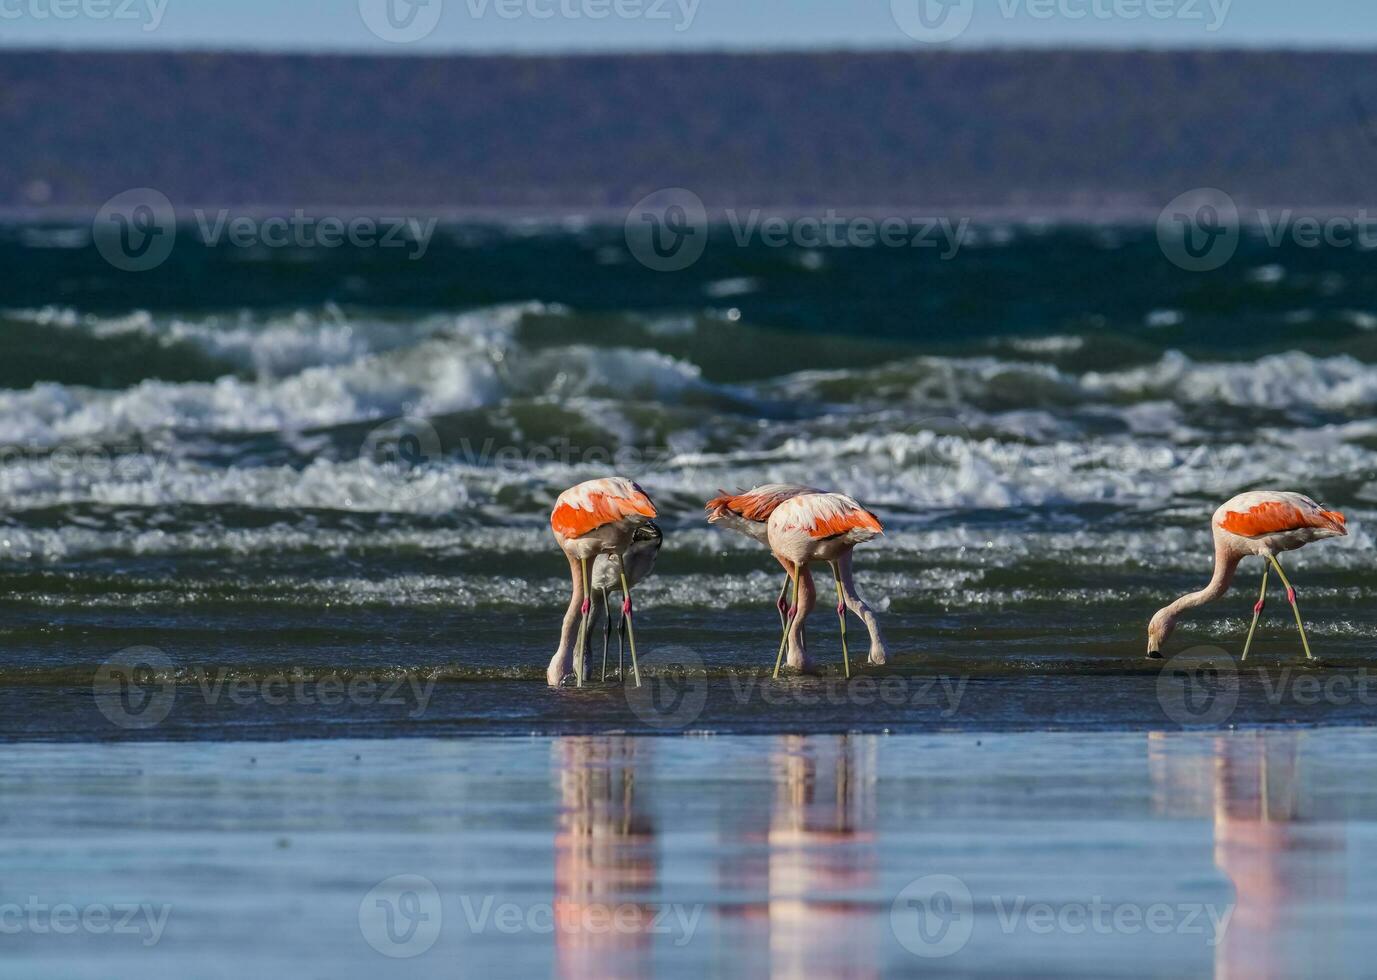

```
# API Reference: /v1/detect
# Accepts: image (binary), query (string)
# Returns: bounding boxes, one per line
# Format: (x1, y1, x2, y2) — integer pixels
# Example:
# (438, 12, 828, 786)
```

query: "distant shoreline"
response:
(6, 48, 1376, 210)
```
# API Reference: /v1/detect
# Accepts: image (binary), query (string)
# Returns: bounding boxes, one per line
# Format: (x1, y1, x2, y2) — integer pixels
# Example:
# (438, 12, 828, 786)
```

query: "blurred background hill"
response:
(4, 48, 1376, 213)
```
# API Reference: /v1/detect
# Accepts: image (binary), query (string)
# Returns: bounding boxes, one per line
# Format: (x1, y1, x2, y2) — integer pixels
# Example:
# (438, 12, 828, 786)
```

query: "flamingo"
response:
(1146, 490, 1347, 661)
(585, 522, 662, 682)
(766, 492, 890, 677)
(548, 477, 657, 688)
(705, 484, 821, 639)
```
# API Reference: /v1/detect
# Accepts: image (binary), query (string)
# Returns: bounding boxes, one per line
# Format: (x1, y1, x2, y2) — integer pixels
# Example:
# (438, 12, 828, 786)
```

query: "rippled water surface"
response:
(3, 729, 1373, 978)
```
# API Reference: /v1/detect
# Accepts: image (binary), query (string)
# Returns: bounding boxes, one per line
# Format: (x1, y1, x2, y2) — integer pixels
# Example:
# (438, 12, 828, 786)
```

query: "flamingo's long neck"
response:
(547, 553, 585, 686)
(1162, 535, 1241, 620)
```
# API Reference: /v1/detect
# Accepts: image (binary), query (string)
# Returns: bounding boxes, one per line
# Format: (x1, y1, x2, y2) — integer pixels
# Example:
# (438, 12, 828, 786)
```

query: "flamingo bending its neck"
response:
(586, 522, 662, 682)
(1147, 490, 1347, 661)
(548, 477, 657, 687)
(705, 484, 821, 654)
(766, 492, 890, 677)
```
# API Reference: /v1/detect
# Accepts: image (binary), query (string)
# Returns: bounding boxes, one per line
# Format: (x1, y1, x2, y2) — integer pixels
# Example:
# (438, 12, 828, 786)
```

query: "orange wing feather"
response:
(806, 506, 883, 539)
(774, 493, 884, 539)
(705, 486, 814, 524)
(1220, 501, 1346, 538)
(551, 484, 656, 538)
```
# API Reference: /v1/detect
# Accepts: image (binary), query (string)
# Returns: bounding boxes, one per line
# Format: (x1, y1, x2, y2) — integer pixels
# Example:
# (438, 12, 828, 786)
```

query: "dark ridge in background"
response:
(2, 48, 1376, 210)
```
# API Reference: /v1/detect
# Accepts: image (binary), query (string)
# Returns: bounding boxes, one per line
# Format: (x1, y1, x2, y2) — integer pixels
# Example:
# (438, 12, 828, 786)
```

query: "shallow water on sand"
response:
(1, 728, 1373, 979)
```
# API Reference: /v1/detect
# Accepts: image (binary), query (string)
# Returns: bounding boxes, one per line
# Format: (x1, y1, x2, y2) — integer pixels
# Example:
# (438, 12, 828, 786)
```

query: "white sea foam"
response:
(1082, 350, 1377, 411)
(9, 303, 539, 378)
(0, 304, 739, 447)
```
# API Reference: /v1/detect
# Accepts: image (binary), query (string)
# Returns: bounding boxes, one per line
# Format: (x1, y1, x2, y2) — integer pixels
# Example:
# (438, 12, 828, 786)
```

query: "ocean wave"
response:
(5, 302, 551, 382)
(0, 305, 746, 446)
(1083, 350, 1377, 412)
(0, 415, 1372, 519)
(773, 349, 1377, 416)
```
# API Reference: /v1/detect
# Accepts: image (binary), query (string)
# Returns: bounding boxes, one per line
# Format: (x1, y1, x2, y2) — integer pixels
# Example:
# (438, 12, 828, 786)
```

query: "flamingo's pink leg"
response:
(574, 558, 591, 686)
(619, 569, 642, 688)
(1266, 555, 1315, 661)
(600, 590, 612, 682)
(1241, 564, 1269, 661)
(773, 563, 798, 680)
(830, 560, 851, 678)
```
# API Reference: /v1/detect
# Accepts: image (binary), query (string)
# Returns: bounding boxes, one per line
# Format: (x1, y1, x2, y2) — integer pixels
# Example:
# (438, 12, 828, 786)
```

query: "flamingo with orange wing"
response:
(548, 477, 657, 688)
(1147, 490, 1347, 661)
(706, 484, 821, 640)
(767, 492, 890, 678)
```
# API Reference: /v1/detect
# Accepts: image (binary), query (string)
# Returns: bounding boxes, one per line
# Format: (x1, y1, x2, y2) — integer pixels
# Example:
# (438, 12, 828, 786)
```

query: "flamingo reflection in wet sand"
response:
(766, 492, 890, 678)
(548, 477, 657, 688)
(1147, 490, 1347, 662)
(705, 484, 821, 645)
